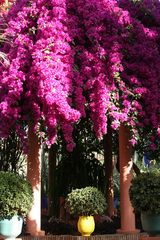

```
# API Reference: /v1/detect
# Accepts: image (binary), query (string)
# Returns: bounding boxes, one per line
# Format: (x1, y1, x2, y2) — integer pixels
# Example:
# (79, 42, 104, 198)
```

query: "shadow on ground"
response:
(21, 214, 142, 236)
(41, 216, 121, 235)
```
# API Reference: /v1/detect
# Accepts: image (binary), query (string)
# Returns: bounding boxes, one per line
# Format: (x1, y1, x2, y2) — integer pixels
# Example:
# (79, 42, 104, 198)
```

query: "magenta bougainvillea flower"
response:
(0, 0, 159, 150)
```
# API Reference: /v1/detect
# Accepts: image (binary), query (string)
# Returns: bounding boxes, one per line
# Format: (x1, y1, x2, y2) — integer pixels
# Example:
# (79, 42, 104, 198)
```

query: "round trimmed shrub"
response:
(0, 171, 33, 219)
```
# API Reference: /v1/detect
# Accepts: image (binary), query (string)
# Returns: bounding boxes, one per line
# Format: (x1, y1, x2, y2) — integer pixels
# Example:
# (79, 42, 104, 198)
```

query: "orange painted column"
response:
(117, 124, 139, 233)
(26, 124, 45, 236)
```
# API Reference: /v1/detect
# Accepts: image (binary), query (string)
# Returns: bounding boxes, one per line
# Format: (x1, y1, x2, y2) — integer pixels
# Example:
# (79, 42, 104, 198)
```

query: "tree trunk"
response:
(48, 144, 57, 216)
(103, 123, 114, 217)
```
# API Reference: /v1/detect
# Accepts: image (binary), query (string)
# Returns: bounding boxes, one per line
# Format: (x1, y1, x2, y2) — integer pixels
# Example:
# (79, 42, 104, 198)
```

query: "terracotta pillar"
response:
(26, 124, 45, 236)
(117, 124, 139, 233)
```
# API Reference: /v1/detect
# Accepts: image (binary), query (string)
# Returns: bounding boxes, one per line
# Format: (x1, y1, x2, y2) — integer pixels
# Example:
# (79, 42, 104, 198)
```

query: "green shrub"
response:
(0, 171, 33, 219)
(65, 186, 107, 216)
(129, 170, 160, 214)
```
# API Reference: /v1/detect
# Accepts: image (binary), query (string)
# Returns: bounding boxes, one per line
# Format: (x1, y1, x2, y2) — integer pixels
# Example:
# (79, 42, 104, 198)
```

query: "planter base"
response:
(141, 213, 160, 236)
(0, 216, 23, 240)
(78, 216, 95, 236)
(0, 238, 22, 240)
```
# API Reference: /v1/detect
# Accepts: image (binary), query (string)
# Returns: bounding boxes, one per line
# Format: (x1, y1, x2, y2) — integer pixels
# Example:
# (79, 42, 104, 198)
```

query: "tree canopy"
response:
(0, 0, 159, 151)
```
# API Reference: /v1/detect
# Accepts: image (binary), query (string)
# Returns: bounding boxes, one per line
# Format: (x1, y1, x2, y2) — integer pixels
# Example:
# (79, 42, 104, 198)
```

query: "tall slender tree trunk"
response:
(48, 144, 57, 216)
(103, 122, 114, 217)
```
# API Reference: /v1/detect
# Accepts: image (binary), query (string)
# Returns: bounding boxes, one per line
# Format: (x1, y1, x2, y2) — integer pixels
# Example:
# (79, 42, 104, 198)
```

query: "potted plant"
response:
(0, 171, 33, 240)
(129, 170, 160, 236)
(65, 186, 107, 236)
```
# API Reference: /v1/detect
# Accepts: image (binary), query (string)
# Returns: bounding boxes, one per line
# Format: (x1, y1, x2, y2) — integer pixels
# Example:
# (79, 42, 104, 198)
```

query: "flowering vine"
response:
(0, 0, 80, 151)
(0, 0, 159, 150)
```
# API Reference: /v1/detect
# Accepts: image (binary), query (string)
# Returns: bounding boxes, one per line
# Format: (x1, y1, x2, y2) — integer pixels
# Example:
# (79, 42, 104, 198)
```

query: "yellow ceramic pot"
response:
(77, 216, 95, 236)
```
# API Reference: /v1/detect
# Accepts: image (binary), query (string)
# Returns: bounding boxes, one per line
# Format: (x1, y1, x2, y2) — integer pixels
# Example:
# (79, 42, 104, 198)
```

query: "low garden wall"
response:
(21, 233, 148, 240)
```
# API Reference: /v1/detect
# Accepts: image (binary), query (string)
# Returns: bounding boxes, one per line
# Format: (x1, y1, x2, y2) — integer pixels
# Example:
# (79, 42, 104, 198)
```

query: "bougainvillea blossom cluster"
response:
(0, 0, 159, 150)
(70, 0, 160, 145)
(0, 0, 81, 151)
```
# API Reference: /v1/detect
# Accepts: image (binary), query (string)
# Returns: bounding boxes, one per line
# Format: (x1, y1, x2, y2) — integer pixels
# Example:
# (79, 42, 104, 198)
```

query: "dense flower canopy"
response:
(0, 0, 159, 150)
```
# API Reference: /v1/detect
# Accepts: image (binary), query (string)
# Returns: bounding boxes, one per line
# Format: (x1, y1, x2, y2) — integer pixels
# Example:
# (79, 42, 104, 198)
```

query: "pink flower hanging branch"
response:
(0, 0, 80, 150)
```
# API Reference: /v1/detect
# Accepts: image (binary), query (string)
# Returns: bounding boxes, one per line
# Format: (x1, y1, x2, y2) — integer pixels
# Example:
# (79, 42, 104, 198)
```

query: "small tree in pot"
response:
(65, 186, 107, 236)
(0, 171, 33, 239)
(129, 170, 160, 236)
